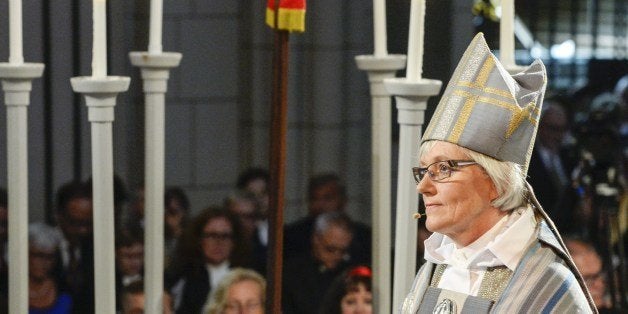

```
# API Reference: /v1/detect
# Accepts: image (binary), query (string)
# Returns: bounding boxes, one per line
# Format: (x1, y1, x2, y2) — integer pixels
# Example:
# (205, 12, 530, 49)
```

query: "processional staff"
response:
(264, 0, 306, 313)
(70, 0, 130, 312)
(354, 0, 405, 312)
(129, 0, 182, 311)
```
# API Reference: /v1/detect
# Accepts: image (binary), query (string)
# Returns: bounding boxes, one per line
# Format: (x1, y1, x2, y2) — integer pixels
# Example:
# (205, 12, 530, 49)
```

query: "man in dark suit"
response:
(528, 102, 578, 232)
(54, 181, 95, 314)
(283, 173, 371, 266)
(283, 212, 355, 314)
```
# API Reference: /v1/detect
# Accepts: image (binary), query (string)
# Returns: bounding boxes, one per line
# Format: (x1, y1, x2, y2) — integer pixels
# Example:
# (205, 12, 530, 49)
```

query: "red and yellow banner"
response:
(266, 0, 306, 32)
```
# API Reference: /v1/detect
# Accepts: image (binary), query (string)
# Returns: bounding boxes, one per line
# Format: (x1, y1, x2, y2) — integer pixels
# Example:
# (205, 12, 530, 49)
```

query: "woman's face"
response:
(417, 141, 503, 246)
(340, 283, 372, 314)
(224, 279, 264, 314)
(29, 246, 56, 281)
(200, 216, 234, 265)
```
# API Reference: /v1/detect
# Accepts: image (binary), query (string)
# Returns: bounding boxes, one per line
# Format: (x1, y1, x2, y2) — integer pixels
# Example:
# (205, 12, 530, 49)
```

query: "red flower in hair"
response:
(348, 266, 372, 278)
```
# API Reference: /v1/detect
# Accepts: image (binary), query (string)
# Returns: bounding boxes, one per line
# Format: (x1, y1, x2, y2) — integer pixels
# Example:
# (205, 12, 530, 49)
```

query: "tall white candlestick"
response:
(149, 0, 163, 53)
(92, 0, 107, 77)
(9, 0, 24, 64)
(500, 0, 515, 67)
(406, 0, 426, 82)
(373, 0, 387, 57)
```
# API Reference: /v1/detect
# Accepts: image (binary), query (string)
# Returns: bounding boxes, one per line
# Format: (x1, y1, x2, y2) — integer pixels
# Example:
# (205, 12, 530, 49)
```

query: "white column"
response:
(129, 52, 182, 313)
(0, 63, 44, 314)
(499, 0, 515, 68)
(355, 54, 406, 314)
(384, 78, 441, 311)
(71, 76, 130, 314)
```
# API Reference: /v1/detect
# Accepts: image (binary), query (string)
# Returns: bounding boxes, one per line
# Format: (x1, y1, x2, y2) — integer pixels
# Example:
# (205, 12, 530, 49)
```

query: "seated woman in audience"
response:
(320, 266, 373, 314)
(166, 207, 245, 314)
(28, 222, 72, 314)
(204, 268, 265, 314)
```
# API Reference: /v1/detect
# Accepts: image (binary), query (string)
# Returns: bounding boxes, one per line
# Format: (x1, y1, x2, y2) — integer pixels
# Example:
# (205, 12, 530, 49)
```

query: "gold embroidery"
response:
(452, 89, 539, 139)
(448, 95, 477, 142)
(478, 266, 513, 301)
(475, 56, 494, 87)
(430, 265, 513, 302)
(457, 82, 514, 100)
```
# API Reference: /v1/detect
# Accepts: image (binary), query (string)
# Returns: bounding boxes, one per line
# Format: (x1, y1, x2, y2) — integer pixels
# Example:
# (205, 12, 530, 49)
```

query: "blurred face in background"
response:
(116, 243, 144, 277)
(309, 183, 345, 216)
(245, 178, 269, 218)
(59, 197, 93, 245)
(228, 199, 258, 239)
(165, 198, 186, 238)
(312, 224, 352, 270)
(201, 217, 234, 265)
(224, 279, 264, 314)
(29, 246, 56, 281)
(341, 282, 372, 314)
(569, 242, 607, 308)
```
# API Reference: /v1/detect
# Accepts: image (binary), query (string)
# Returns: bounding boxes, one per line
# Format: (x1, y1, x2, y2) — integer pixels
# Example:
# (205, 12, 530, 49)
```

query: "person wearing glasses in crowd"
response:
(204, 268, 265, 314)
(282, 211, 355, 314)
(166, 207, 246, 314)
(401, 33, 595, 313)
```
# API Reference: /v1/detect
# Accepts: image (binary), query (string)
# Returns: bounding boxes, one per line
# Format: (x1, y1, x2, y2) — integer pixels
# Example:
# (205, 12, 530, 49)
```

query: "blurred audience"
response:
(29, 222, 72, 313)
(236, 168, 270, 274)
(119, 280, 173, 314)
(53, 181, 94, 314)
(204, 268, 265, 314)
(319, 266, 373, 314)
(225, 189, 266, 272)
(283, 212, 355, 314)
(124, 185, 190, 267)
(166, 207, 246, 314)
(284, 173, 371, 266)
(164, 187, 191, 263)
(565, 236, 619, 313)
(115, 227, 144, 311)
(528, 101, 578, 233)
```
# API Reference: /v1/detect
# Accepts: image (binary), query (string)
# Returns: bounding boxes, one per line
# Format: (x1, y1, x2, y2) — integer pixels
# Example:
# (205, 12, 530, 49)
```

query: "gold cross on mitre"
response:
(421, 33, 547, 172)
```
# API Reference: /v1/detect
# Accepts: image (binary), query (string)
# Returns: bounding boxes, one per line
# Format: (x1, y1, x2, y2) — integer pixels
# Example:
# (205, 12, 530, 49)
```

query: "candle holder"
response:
(71, 75, 130, 314)
(355, 53, 405, 314)
(383, 77, 442, 311)
(129, 51, 181, 314)
(0, 62, 44, 314)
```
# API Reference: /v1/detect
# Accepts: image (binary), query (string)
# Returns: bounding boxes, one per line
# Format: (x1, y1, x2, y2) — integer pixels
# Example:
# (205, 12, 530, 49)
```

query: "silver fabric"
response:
(422, 33, 547, 173)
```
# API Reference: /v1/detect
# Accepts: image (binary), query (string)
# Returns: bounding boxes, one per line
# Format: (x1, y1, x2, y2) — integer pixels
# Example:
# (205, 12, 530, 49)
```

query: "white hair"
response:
(29, 222, 62, 251)
(419, 140, 527, 211)
(204, 268, 266, 314)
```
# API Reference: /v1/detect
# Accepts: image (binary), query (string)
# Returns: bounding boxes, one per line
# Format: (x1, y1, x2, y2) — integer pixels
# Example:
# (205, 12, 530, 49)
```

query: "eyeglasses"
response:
(201, 232, 233, 242)
(225, 300, 262, 313)
(412, 160, 478, 183)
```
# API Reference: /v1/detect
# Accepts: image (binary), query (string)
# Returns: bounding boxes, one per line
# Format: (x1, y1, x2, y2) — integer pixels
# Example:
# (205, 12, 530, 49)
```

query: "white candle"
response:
(373, 0, 387, 57)
(406, 0, 426, 81)
(92, 0, 107, 77)
(9, 0, 24, 64)
(500, 0, 515, 67)
(149, 0, 163, 53)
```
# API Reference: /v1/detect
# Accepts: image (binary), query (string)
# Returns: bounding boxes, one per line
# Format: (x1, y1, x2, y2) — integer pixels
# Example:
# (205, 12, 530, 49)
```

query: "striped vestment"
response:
(400, 221, 597, 313)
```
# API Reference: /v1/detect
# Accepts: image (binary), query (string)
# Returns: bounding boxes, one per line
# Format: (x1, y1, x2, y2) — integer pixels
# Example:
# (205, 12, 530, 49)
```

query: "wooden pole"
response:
(267, 2, 289, 312)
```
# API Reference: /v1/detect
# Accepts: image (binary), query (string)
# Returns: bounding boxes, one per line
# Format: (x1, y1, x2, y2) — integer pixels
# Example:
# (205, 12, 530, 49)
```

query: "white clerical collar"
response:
(424, 206, 536, 271)
(257, 219, 269, 246)
(206, 261, 230, 290)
